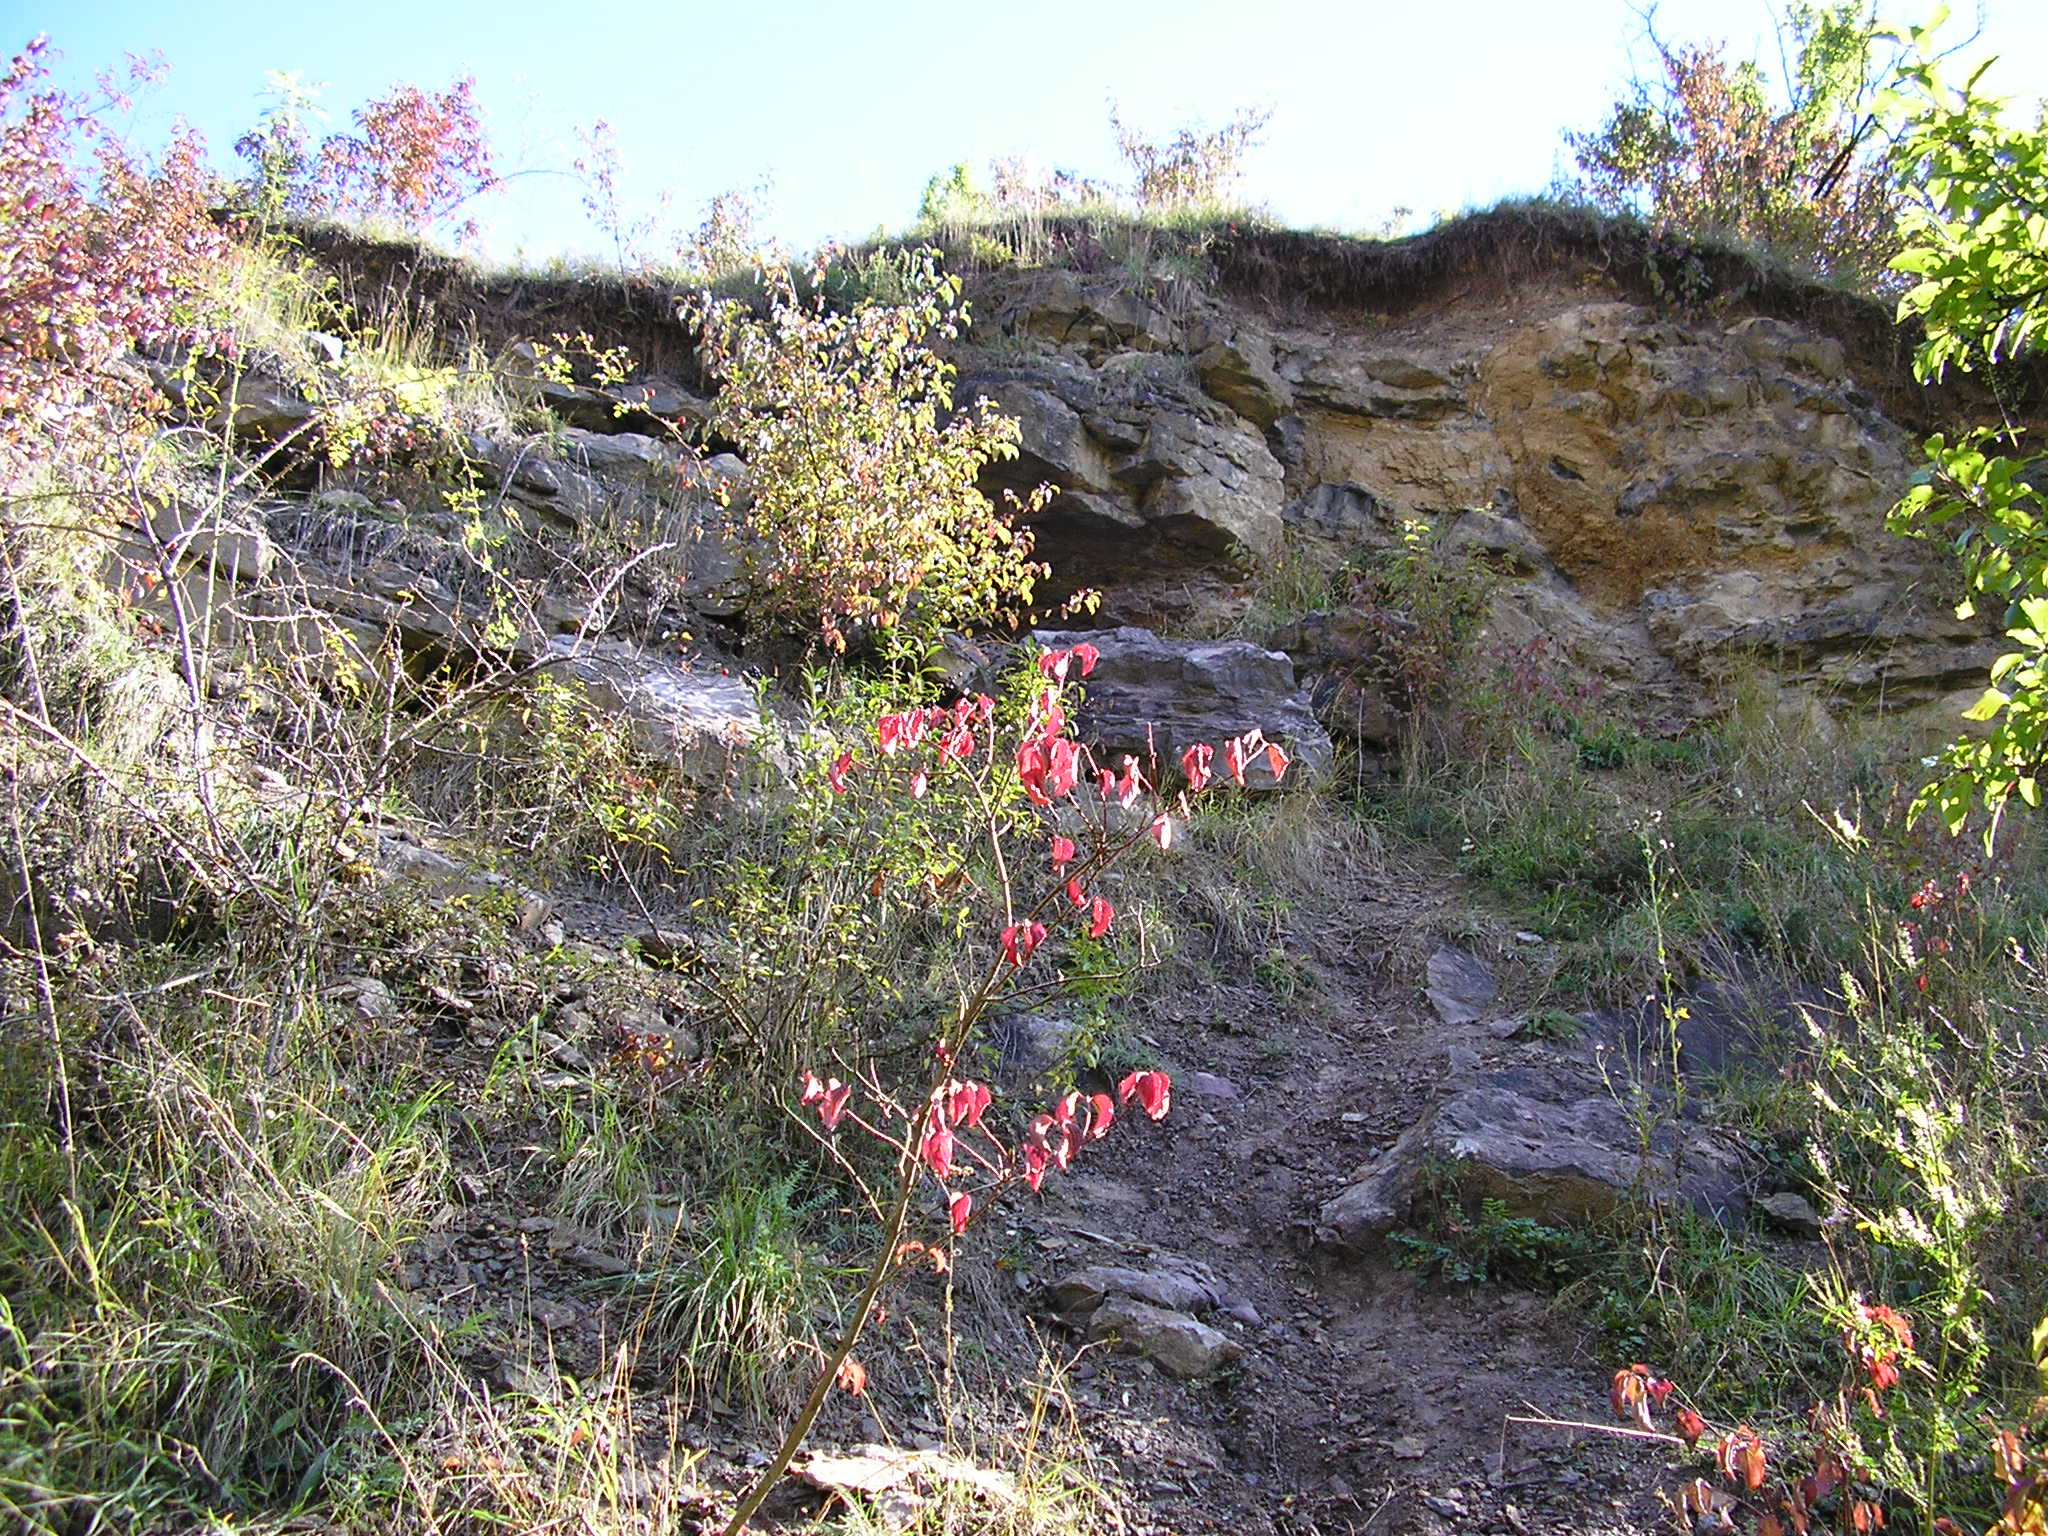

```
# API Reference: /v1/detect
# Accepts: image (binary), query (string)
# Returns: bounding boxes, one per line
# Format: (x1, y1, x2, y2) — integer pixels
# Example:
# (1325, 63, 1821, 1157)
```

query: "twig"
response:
(1505, 1412, 1685, 1446)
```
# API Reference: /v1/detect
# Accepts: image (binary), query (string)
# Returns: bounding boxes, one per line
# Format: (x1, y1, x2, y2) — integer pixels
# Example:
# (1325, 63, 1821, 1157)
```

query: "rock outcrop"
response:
(945, 238, 2003, 734)
(211, 213, 2018, 765)
(1047, 1253, 1246, 1379)
(1318, 1060, 1749, 1255)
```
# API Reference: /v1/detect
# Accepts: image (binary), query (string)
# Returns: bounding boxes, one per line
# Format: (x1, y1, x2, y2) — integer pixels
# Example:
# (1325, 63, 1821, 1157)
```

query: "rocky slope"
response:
(223, 210, 2025, 770)
(94, 212, 2033, 1532)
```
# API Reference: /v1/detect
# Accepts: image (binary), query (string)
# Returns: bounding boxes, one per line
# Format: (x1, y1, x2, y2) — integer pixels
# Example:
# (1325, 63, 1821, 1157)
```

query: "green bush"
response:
(1884, 29, 2048, 841)
(689, 249, 1050, 657)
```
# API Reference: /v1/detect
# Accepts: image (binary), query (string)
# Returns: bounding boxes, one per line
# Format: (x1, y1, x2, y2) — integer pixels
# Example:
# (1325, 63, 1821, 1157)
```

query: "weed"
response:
(1392, 1197, 1592, 1289)
(635, 1174, 828, 1417)
(1519, 1008, 1585, 1041)
(1110, 102, 1272, 212)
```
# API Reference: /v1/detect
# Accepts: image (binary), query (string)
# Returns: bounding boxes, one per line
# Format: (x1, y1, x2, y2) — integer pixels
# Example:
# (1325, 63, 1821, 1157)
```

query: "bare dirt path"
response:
(1000, 855, 1674, 1535)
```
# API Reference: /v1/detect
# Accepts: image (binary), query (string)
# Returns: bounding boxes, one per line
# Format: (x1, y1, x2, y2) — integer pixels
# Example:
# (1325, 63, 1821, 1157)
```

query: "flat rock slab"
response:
(544, 637, 762, 784)
(1755, 1191, 1826, 1238)
(1086, 1296, 1243, 1380)
(1051, 1257, 1228, 1319)
(1319, 1062, 1747, 1255)
(1425, 945, 1498, 1026)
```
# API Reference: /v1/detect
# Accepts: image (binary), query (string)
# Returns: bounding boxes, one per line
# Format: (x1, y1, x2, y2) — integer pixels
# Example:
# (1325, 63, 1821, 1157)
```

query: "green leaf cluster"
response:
(1884, 22, 2048, 837)
(688, 250, 1049, 658)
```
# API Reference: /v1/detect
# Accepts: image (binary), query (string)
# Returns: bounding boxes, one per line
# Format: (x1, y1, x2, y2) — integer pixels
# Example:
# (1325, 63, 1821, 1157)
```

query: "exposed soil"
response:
(982, 855, 1673, 1536)
(373, 828, 1683, 1536)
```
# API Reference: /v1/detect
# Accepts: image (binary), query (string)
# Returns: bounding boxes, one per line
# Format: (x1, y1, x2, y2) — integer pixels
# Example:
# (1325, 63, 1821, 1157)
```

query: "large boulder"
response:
(1045, 1252, 1245, 1380)
(1318, 1060, 1748, 1255)
(133, 493, 278, 584)
(1051, 1259, 1229, 1319)
(145, 353, 318, 444)
(1279, 346, 1469, 423)
(1086, 1297, 1242, 1380)
(1182, 316, 1292, 428)
(1032, 626, 1333, 788)
(985, 268, 1182, 357)
(959, 354, 1285, 628)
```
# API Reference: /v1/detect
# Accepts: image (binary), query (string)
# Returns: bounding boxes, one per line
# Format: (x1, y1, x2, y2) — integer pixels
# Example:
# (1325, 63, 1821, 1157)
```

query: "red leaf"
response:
(1114, 758, 1143, 809)
(1264, 741, 1290, 782)
(1044, 738, 1079, 799)
(1117, 1070, 1171, 1120)
(876, 714, 907, 756)
(944, 1080, 991, 1129)
(1031, 687, 1065, 735)
(1037, 648, 1071, 682)
(1066, 877, 1087, 907)
(1071, 643, 1099, 677)
(1050, 835, 1077, 872)
(1052, 1122, 1080, 1170)
(1223, 735, 1250, 787)
(1676, 1406, 1706, 1446)
(1731, 1427, 1767, 1491)
(799, 1071, 826, 1105)
(1148, 812, 1174, 849)
(1021, 1117, 1055, 1191)
(1085, 1092, 1115, 1141)
(1000, 921, 1047, 967)
(818, 1080, 851, 1131)
(1052, 1091, 1082, 1130)
(1181, 742, 1214, 792)
(908, 770, 928, 799)
(827, 750, 854, 793)
(1089, 896, 1114, 938)
(949, 1190, 972, 1235)
(835, 1357, 867, 1396)
(920, 1120, 954, 1179)
(1016, 740, 1051, 806)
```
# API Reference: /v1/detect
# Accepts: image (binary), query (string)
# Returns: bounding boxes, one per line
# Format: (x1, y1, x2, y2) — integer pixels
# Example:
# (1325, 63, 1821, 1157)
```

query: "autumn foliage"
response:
(0, 36, 227, 476)
(716, 647, 1285, 1535)
(1615, 1299, 2048, 1534)
(313, 77, 494, 238)
(1566, 8, 1902, 289)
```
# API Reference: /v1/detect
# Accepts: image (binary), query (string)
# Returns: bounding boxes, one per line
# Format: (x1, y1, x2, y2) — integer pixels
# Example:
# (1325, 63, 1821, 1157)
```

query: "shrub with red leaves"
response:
(313, 77, 495, 240)
(1565, 13, 1903, 291)
(0, 35, 227, 477)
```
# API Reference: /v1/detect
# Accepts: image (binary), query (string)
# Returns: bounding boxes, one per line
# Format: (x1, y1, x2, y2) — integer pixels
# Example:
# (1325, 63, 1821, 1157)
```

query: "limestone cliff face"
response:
(948, 236, 2002, 727)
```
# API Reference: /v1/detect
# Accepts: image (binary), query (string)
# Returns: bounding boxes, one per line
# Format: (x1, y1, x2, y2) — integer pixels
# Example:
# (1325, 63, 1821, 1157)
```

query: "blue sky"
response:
(17, 0, 2048, 265)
